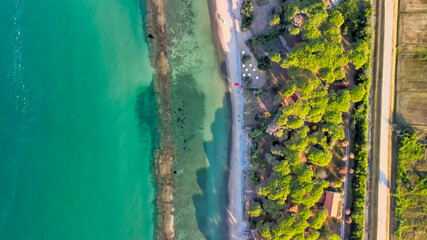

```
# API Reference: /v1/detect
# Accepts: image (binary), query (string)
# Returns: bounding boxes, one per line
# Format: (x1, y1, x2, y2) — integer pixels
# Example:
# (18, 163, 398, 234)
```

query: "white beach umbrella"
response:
(249, 64, 252, 67)
(253, 68, 256, 71)
(256, 76, 259, 80)
(243, 74, 246, 77)
(248, 73, 251, 76)
(245, 69, 248, 72)
(242, 51, 245, 54)
(242, 64, 245, 67)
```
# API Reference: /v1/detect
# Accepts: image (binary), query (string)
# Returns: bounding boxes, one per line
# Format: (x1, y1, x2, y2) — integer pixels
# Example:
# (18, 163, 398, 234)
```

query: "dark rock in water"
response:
(148, 34, 154, 39)
(173, 171, 177, 174)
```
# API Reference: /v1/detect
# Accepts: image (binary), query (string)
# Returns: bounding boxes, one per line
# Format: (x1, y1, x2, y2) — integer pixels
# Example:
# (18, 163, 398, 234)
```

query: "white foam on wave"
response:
(0, 2, 34, 231)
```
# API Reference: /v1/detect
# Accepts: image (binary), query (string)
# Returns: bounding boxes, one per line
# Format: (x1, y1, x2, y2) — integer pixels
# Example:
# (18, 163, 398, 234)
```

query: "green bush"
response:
(250, 171, 261, 183)
(308, 148, 332, 167)
(282, 83, 296, 97)
(248, 202, 263, 217)
(342, 2, 373, 239)
(271, 52, 282, 63)
(328, 10, 344, 27)
(350, 85, 365, 102)
(241, 0, 254, 31)
(330, 234, 341, 240)
(288, 25, 301, 35)
(394, 131, 426, 239)
(350, 72, 370, 240)
(270, 14, 281, 26)
(309, 209, 328, 230)
(257, 56, 271, 71)
(349, 40, 370, 69)
(242, 55, 251, 63)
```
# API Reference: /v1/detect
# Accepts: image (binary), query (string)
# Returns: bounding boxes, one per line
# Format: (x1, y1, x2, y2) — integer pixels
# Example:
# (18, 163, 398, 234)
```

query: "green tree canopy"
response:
(330, 234, 341, 240)
(328, 10, 344, 26)
(307, 148, 332, 166)
(306, 231, 321, 240)
(270, 14, 281, 26)
(271, 52, 282, 63)
(350, 85, 365, 102)
(240, 0, 254, 31)
(329, 90, 351, 112)
(258, 175, 292, 204)
(322, 123, 346, 142)
(349, 40, 370, 69)
(323, 110, 343, 124)
(282, 83, 296, 97)
(248, 202, 263, 217)
(309, 209, 328, 229)
(288, 25, 301, 35)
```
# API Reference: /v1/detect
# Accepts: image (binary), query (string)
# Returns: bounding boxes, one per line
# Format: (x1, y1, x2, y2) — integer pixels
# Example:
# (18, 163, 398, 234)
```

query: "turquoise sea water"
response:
(164, 0, 232, 239)
(0, 1, 156, 239)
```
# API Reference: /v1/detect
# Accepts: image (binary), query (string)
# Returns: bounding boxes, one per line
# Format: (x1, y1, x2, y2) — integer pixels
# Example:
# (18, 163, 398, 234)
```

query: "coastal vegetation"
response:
(242, 0, 373, 239)
(241, 0, 255, 32)
(337, 1, 373, 239)
(394, 131, 426, 240)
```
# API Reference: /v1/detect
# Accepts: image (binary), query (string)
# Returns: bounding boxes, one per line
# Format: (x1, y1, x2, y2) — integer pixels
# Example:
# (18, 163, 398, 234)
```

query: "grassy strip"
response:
(349, 69, 370, 240)
(394, 131, 426, 239)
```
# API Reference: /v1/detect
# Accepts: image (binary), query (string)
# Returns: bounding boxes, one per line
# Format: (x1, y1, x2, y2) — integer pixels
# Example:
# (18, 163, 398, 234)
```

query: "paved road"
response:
(374, 0, 395, 239)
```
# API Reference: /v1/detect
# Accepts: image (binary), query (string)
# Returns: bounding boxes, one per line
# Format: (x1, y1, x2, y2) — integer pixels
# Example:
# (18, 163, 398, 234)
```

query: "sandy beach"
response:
(148, 0, 250, 238)
(213, 0, 247, 238)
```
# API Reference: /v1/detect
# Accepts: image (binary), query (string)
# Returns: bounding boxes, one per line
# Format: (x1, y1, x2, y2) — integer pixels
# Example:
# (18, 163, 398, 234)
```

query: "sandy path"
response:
(214, 0, 246, 239)
(376, 0, 395, 239)
(214, 0, 271, 238)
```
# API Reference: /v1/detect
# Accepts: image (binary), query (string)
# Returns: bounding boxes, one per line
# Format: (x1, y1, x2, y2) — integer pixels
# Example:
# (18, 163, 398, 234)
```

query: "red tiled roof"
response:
(324, 191, 341, 218)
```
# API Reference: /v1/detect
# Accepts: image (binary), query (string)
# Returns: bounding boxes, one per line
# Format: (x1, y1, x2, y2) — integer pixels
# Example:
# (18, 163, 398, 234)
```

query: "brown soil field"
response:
(400, 0, 427, 12)
(396, 52, 427, 92)
(396, 92, 427, 125)
(395, 0, 427, 131)
(398, 13, 427, 44)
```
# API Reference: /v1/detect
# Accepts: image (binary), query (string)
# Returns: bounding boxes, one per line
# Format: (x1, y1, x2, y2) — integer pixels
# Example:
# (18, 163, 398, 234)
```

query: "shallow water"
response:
(0, 1, 156, 239)
(164, 0, 232, 239)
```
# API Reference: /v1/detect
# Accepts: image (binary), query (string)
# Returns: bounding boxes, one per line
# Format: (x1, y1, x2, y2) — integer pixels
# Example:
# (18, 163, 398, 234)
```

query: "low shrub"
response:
(241, 0, 254, 32)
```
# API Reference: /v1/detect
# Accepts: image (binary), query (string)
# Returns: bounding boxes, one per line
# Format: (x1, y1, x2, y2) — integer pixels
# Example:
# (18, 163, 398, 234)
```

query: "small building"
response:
(324, 191, 341, 218)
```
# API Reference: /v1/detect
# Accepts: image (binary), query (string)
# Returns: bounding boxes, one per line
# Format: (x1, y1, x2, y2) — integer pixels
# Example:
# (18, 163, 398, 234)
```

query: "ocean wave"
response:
(0, 1, 31, 231)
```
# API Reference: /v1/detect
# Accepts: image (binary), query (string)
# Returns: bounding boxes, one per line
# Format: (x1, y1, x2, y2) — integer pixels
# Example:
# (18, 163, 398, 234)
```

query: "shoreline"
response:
(145, 0, 175, 239)
(207, 0, 235, 238)
(212, 0, 245, 239)
(146, 0, 244, 238)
